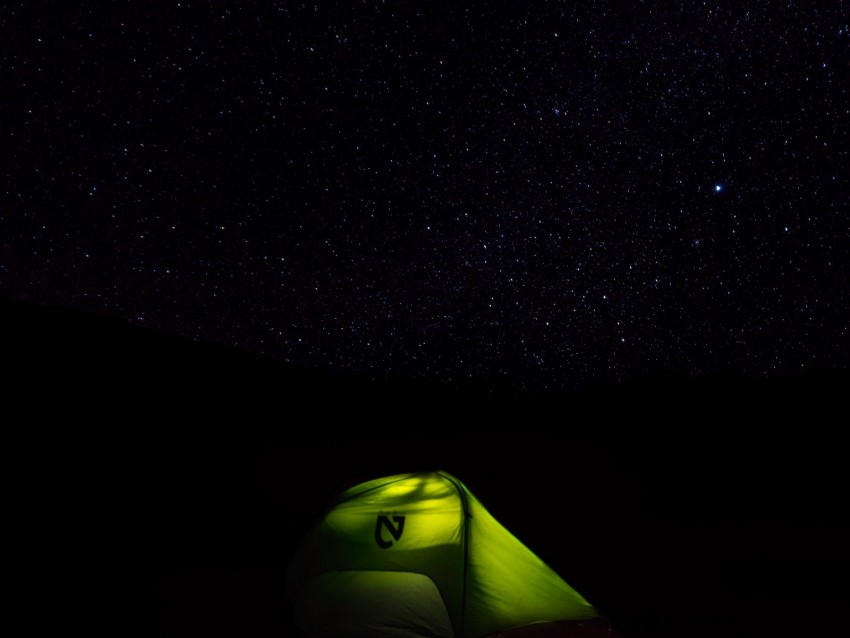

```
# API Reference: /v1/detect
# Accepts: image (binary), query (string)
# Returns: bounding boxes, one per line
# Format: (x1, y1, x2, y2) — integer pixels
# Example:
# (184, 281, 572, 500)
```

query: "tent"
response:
(287, 471, 615, 638)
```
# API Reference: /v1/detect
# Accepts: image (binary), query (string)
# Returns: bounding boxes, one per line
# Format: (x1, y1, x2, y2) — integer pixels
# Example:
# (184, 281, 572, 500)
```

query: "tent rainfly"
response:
(287, 471, 615, 638)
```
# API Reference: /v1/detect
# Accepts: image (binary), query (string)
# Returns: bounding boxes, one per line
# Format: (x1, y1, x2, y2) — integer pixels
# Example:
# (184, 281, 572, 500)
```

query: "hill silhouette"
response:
(3, 296, 847, 638)
(4, 295, 847, 438)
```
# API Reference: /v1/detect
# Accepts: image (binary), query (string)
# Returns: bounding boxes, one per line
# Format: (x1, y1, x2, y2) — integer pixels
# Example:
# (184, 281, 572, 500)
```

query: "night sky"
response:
(5, 1, 849, 391)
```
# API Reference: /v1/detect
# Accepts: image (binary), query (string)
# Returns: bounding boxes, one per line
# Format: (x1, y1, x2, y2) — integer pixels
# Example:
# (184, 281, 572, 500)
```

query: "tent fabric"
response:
(299, 571, 454, 638)
(288, 471, 600, 638)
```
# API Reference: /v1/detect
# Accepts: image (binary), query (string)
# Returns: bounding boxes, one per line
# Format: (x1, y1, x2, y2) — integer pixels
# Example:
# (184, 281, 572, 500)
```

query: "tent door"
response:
(295, 570, 454, 638)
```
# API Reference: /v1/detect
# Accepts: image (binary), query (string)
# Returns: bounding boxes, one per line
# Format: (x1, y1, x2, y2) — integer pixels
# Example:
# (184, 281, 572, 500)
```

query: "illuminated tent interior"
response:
(287, 471, 616, 638)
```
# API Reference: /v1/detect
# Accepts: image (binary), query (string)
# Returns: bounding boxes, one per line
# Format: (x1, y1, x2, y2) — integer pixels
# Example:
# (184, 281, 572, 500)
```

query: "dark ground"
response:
(5, 296, 847, 637)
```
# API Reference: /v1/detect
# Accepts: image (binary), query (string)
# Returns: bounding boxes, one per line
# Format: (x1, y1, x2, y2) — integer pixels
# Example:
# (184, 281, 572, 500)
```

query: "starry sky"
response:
(3, 1, 849, 390)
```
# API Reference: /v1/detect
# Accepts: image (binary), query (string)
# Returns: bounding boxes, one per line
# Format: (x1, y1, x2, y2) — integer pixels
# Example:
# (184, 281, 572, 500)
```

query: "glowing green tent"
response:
(288, 471, 609, 638)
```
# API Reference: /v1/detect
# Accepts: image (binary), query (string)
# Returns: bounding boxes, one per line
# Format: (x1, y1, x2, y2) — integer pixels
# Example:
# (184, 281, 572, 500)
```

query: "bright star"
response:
(714, 183, 724, 193)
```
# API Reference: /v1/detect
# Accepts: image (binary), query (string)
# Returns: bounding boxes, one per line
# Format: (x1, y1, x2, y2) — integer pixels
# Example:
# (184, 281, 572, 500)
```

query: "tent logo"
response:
(375, 514, 406, 548)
